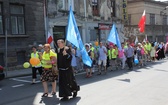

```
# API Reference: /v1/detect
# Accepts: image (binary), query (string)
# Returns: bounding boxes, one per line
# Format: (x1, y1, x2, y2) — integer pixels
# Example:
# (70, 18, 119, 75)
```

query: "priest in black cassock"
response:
(57, 39, 80, 101)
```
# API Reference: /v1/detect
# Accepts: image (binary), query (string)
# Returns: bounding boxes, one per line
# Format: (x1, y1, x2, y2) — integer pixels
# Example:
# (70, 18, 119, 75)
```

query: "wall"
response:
(0, 0, 45, 68)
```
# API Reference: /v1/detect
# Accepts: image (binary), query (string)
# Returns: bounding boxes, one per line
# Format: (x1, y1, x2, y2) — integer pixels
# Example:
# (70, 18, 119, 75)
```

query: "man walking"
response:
(125, 43, 134, 70)
(57, 39, 79, 101)
(97, 42, 107, 75)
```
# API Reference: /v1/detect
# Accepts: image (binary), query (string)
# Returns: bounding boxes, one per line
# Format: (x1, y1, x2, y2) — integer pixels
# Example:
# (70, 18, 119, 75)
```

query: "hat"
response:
(85, 43, 90, 49)
(38, 44, 43, 47)
(89, 43, 92, 46)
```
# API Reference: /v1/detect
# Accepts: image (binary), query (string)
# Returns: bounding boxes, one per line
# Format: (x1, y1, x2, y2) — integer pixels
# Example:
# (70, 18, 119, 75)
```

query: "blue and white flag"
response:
(66, 6, 92, 67)
(107, 24, 122, 50)
(66, 7, 79, 48)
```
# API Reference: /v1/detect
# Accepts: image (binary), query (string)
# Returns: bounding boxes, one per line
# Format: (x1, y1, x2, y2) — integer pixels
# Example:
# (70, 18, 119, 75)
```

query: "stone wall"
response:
(0, 0, 45, 68)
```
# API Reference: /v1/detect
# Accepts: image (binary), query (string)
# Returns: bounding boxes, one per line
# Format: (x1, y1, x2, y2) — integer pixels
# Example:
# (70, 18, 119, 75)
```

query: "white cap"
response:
(89, 43, 92, 46)
(38, 44, 43, 47)
(85, 43, 90, 49)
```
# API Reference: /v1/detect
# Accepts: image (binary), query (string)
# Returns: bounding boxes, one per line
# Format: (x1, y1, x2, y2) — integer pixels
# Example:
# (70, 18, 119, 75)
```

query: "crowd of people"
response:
(68, 40, 168, 77)
(29, 39, 168, 101)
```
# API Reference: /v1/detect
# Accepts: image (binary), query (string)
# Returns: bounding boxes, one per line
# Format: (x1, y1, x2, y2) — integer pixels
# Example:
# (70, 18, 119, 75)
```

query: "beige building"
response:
(127, 0, 168, 42)
(46, 0, 127, 46)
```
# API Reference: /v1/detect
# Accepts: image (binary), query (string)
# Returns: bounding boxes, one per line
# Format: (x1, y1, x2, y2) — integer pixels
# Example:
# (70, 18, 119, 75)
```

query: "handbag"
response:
(52, 65, 59, 76)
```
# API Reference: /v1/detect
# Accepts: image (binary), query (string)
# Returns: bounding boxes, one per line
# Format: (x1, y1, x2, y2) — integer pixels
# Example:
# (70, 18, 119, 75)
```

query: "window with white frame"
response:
(68, 0, 74, 11)
(92, 0, 99, 16)
(162, 15, 167, 25)
(0, 4, 3, 35)
(109, 0, 115, 17)
(10, 4, 25, 35)
(150, 13, 155, 25)
(58, 0, 65, 10)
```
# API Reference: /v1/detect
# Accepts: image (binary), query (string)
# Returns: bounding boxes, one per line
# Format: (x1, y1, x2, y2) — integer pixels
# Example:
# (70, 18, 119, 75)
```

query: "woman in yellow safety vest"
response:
(39, 44, 58, 97)
(108, 45, 118, 70)
(31, 46, 43, 84)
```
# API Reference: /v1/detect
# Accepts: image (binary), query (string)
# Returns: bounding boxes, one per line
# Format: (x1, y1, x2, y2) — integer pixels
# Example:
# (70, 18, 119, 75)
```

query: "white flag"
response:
(135, 36, 138, 44)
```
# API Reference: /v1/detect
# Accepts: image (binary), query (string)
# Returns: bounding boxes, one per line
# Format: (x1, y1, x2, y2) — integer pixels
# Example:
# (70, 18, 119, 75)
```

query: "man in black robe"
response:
(57, 39, 79, 101)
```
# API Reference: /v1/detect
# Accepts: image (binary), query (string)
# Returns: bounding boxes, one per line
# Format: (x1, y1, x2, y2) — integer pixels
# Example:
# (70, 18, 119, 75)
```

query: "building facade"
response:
(126, 0, 168, 42)
(46, 0, 127, 46)
(0, 0, 45, 68)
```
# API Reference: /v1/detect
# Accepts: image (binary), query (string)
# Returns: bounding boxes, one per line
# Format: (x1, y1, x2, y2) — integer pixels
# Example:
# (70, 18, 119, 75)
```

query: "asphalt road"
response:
(0, 59, 168, 105)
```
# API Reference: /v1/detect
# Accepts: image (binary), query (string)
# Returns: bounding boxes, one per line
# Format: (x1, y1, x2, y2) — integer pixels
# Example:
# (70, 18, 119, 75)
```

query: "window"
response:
(10, 4, 25, 35)
(150, 14, 155, 25)
(163, 15, 167, 25)
(53, 26, 66, 42)
(58, 0, 65, 10)
(92, 0, 99, 16)
(109, 0, 115, 17)
(0, 4, 3, 34)
(90, 29, 98, 41)
(68, 0, 74, 11)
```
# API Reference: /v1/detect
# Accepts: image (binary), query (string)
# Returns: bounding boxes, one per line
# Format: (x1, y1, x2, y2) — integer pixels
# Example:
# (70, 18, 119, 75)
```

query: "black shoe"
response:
(31, 82, 36, 85)
(51, 92, 56, 95)
(77, 85, 80, 91)
(41, 93, 48, 97)
(73, 91, 78, 98)
(61, 97, 69, 101)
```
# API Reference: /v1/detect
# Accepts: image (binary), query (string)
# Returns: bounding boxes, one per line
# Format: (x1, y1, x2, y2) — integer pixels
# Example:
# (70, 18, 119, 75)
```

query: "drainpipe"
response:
(84, 0, 87, 21)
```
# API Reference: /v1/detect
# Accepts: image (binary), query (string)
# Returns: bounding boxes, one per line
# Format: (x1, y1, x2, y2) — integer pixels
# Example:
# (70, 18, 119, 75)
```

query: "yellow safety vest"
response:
(108, 49, 118, 60)
(145, 43, 151, 51)
(124, 45, 128, 49)
(42, 50, 57, 68)
(31, 52, 41, 67)
(112, 49, 118, 59)
(108, 50, 111, 60)
(90, 47, 95, 59)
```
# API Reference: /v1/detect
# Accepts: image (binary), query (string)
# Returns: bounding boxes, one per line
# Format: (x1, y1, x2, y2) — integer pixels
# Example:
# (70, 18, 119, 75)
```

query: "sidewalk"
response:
(4, 68, 32, 78)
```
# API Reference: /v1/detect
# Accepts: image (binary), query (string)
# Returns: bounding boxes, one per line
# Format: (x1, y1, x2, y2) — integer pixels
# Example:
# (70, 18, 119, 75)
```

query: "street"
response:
(0, 59, 168, 105)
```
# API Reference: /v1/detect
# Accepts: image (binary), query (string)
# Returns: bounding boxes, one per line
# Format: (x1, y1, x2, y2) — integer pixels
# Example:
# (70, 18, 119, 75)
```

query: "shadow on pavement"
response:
(39, 96, 81, 105)
(75, 59, 167, 86)
(117, 78, 131, 83)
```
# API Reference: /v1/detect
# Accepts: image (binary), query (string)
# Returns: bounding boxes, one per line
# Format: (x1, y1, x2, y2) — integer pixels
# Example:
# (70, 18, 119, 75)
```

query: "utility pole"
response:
(5, 18, 8, 77)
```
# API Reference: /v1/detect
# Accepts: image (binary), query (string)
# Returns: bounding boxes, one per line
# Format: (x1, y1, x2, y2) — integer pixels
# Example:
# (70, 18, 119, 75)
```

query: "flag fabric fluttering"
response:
(107, 24, 122, 50)
(66, 7, 79, 48)
(134, 36, 138, 44)
(143, 35, 148, 42)
(66, 6, 92, 67)
(47, 31, 53, 44)
(138, 10, 146, 33)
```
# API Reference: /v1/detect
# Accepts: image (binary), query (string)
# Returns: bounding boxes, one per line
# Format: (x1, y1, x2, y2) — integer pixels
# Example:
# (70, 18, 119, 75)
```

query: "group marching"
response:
(69, 40, 168, 77)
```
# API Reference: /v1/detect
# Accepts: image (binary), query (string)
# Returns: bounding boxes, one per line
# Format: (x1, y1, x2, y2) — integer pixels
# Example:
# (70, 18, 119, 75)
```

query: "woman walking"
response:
(30, 46, 43, 84)
(39, 44, 58, 97)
